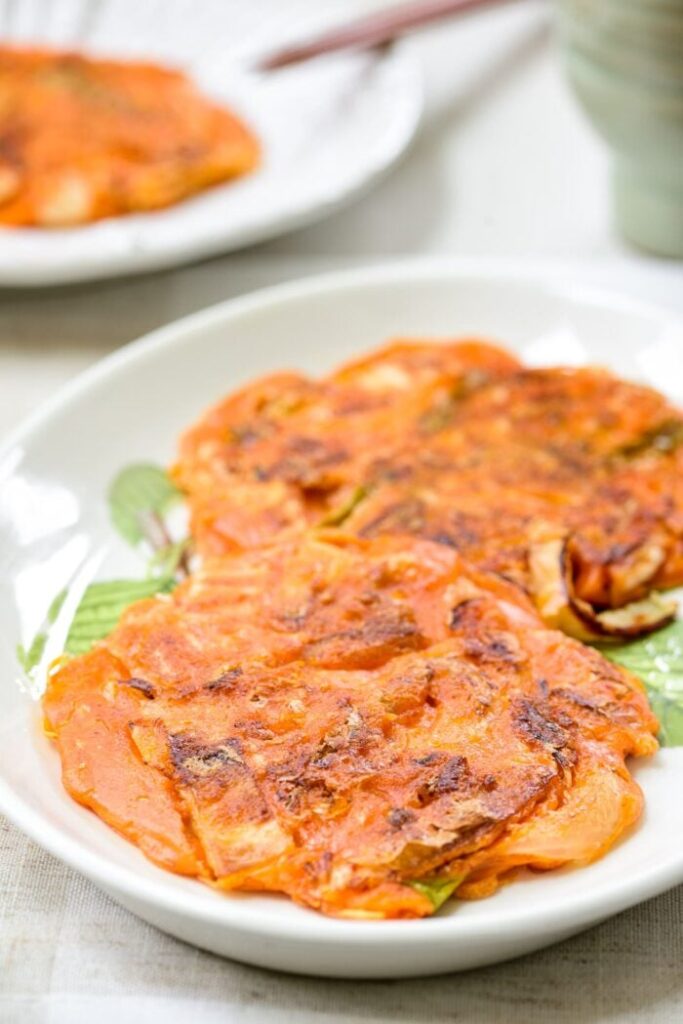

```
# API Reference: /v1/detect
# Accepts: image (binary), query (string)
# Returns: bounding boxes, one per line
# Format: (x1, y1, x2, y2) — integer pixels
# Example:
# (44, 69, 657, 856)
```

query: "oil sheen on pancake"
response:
(174, 341, 683, 637)
(0, 46, 259, 226)
(44, 533, 658, 918)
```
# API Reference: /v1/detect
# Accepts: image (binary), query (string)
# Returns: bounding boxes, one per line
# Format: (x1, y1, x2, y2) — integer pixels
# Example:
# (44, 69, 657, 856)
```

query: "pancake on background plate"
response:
(0, 46, 259, 226)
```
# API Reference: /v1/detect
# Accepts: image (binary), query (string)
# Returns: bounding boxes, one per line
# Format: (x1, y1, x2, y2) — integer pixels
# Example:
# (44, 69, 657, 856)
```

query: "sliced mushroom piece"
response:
(529, 536, 676, 641)
(570, 535, 669, 609)
(605, 541, 667, 608)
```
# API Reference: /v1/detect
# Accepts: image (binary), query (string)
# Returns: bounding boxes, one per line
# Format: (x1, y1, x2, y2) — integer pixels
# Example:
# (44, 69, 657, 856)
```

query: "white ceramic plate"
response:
(1, 263, 683, 978)
(0, 0, 421, 286)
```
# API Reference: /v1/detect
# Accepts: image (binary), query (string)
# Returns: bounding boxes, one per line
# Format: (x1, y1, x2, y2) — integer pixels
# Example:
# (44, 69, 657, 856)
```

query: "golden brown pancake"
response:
(174, 342, 683, 636)
(44, 533, 657, 918)
(0, 46, 258, 226)
(173, 340, 523, 555)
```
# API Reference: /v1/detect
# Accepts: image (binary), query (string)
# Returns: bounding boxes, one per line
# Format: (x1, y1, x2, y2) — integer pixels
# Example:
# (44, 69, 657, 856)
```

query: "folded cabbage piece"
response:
(44, 534, 658, 918)
(174, 341, 683, 637)
(0, 46, 259, 226)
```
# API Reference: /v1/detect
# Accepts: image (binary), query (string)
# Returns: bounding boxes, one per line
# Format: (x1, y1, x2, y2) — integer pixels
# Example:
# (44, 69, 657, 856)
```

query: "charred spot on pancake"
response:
(233, 718, 275, 741)
(388, 807, 417, 830)
(414, 752, 442, 767)
(449, 598, 483, 629)
(204, 667, 243, 692)
(514, 699, 569, 747)
(276, 774, 336, 815)
(513, 699, 576, 770)
(310, 706, 381, 768)
(415, 755, 471, 806)
(426, 531, 460, 550)
(446, 663, 497, 713)
(169, 734, 244, 783)
(552, 688, 607, 716)
(463, 632, 524, 666)
(266, 751, 342, 816)
(258, 437, 349, 488)
(303, 611, 424, 669)
(118, 677, 155, 699)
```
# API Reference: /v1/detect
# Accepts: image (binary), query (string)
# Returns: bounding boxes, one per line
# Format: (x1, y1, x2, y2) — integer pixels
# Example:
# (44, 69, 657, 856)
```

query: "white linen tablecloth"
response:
(2, 813, 683, 1024)
(1, 2, 682, 1019)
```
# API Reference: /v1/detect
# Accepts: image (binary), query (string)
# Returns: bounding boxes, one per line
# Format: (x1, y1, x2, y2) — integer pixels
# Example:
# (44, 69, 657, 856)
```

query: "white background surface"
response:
(1, 0, 682, 1021)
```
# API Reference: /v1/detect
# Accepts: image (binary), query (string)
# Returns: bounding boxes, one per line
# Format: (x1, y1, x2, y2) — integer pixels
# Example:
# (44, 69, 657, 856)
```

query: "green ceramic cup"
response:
(558, 0, 683, 258)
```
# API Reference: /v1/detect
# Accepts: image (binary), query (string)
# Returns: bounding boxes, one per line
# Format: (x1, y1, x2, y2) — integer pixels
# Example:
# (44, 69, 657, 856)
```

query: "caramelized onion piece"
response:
(529, 537, 676, 642)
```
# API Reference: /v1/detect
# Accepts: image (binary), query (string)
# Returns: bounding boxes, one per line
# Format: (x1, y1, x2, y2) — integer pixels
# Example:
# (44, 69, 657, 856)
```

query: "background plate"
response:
(1, 263, 683, 977)
(0, 0, 421, 285)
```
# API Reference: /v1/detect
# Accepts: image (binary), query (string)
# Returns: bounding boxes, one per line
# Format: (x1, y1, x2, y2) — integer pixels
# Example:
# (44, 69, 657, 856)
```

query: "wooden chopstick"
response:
(257, 0, 521, 71)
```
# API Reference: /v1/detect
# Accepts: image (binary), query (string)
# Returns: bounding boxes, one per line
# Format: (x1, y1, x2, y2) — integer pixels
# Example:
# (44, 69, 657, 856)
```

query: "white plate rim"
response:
(2, 258, 683, 954)
(4, 258, 683, 448)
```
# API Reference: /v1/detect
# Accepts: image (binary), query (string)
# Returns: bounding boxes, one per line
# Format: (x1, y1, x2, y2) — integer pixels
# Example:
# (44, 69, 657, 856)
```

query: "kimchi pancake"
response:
(83, 533, 538, 691)
(0, 46, 259, 227)
(172, 339, 523, 555)
(175, 343, 683, 635)
(43, 534, 657, 918)
(350, 366, 683, 635)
